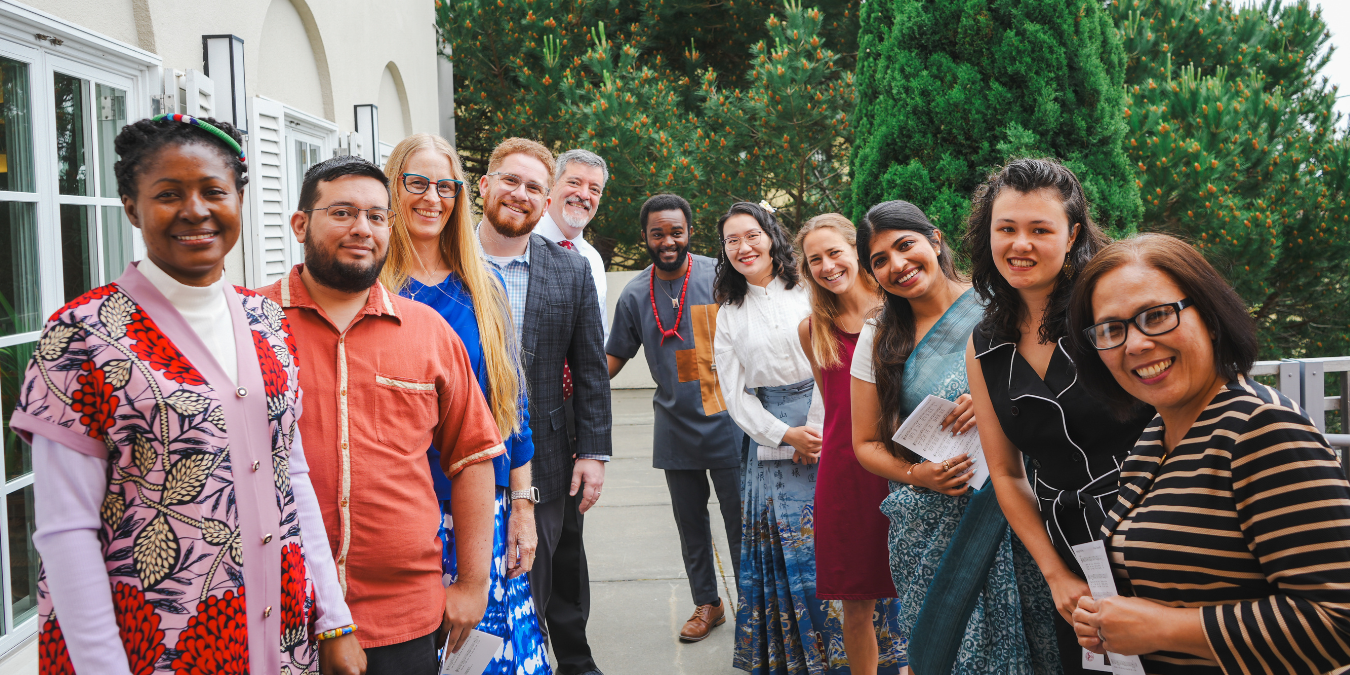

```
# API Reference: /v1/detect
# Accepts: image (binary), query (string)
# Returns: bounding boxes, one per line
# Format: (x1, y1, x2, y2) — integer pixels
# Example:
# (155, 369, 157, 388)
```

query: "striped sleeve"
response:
(1202, 403, 1350, 674)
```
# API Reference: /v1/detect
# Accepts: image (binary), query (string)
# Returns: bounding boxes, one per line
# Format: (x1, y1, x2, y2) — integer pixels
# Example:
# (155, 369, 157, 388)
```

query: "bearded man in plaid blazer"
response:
(476, 138, 612, 675)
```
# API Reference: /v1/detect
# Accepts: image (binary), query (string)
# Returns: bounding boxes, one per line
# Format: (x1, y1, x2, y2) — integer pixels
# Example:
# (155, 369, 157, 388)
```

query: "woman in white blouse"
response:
(712, 202, 843, 674)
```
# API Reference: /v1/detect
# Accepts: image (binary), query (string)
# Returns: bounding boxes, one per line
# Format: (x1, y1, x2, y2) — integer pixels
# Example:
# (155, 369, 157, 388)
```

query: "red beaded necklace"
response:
(649, 257, 693, 346)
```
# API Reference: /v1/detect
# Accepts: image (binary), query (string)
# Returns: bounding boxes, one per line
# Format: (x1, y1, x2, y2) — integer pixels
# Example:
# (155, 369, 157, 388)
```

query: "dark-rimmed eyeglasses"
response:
(402, 173, 464, 199)
(485, 171, 547, 199)
(302, 205, 393, 228)
(1083, 298, 1194, 350)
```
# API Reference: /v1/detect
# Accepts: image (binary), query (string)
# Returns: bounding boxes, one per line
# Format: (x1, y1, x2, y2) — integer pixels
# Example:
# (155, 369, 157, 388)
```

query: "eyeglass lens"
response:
(1090, 304, 1181, 348)
(322, 206, 392, 227)
(723, 230, 763, 249)
(404, 174, 462, 199)
(495, 173, 546, 197)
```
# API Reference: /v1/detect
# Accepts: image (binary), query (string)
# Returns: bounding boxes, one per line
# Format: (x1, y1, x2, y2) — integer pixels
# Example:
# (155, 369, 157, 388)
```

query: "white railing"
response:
(1251, 357, 1350, 474)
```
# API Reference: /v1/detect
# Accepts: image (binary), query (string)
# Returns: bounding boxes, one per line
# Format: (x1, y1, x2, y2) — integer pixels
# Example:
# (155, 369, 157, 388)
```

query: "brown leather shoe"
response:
(679, 600, 726, 642)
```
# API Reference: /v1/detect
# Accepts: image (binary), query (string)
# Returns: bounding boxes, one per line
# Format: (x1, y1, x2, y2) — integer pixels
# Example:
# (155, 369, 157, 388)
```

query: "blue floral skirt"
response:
(441, 488, 551, 675)
(734, 381, 893, 674)
(882, 483, 1060, 674)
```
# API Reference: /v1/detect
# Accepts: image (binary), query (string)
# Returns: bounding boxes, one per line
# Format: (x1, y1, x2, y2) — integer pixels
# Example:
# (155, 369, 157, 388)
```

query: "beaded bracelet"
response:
(315, 624, 357, 641)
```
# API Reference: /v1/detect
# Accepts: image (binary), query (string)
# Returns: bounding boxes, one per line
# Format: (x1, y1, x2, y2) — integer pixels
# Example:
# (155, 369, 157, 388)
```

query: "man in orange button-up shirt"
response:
(259, 156, 504, 674)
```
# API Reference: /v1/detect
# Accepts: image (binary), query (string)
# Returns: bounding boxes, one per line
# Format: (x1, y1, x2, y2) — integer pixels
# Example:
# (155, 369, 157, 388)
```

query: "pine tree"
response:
(696, 3, 856, 231)
(1110, 0, 1350, 356)
(439, 0, 857, 266)
(849, 0, 1142, 239)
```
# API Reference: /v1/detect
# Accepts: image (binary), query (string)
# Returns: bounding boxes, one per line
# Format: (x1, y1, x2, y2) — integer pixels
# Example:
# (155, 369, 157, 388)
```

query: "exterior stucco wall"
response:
(28, 0, 141, 46)
(27, 0, 436, 134)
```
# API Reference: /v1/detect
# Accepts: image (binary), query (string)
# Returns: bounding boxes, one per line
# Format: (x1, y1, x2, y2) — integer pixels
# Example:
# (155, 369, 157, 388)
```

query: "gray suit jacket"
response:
(521, 233, 612, 502)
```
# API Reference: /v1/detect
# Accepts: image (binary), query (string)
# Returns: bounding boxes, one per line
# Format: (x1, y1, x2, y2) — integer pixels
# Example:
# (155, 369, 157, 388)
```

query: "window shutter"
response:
(181, 70, 214, 119)
(245, 96, 290, 286)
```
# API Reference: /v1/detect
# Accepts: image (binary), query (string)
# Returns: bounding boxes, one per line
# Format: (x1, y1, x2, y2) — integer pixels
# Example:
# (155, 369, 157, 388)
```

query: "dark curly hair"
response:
(713, 202, 798, 306)
(639, 193, 692, 234)
(964, 158, 1109, 345)
(858, 200, 962, 459)
(113, 116, 248, 199)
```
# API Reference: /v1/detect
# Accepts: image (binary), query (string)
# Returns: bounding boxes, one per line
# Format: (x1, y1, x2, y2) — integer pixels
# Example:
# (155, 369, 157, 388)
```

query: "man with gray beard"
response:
(534, 149, 609, 341)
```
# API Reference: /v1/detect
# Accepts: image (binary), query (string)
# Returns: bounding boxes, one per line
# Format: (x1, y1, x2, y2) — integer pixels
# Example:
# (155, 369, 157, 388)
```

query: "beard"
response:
(560, 196, 594, 230)
(647, 242, 690, 273)
(484, 192, 542, 238)
(303, 228, 387, 293)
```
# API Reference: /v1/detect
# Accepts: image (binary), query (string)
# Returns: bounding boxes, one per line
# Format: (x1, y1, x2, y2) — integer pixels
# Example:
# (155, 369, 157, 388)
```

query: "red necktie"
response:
(557, 240, 576, 400)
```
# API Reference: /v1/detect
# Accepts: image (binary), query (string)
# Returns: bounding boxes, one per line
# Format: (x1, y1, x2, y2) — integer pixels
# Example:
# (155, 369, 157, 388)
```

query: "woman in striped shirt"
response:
(1065, 233, 1350, 674)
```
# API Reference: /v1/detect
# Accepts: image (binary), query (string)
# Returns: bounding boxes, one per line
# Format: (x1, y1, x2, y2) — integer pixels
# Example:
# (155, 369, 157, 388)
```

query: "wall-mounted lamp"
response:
(353, 104, 380, 165)
(202, 34, 247, 134)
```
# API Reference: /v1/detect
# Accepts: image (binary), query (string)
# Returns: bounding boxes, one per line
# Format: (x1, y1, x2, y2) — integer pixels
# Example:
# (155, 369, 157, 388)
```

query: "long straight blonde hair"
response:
(794, 213, 881, 369)
(380, 133, 521, 437)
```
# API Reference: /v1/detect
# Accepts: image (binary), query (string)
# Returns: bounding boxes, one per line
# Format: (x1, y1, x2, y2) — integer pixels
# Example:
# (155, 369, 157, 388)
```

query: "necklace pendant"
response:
(672, 298, 679, 309)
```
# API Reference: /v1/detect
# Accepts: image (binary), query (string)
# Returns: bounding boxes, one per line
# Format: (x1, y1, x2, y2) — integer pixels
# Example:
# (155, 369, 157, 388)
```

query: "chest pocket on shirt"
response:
(373, 373, 438, 453)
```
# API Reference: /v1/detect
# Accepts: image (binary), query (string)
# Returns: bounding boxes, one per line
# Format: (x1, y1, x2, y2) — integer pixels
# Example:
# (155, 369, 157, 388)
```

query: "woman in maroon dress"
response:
(795, 214, 905, 674)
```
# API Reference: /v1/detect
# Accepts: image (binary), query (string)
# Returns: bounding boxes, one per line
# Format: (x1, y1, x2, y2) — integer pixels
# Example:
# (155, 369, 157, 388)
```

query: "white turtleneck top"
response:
(136, 256, 240, 383)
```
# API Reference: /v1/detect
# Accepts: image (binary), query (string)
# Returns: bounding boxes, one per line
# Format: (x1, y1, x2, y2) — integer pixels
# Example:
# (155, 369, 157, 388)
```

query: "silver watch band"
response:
(510, 486, 540, 504)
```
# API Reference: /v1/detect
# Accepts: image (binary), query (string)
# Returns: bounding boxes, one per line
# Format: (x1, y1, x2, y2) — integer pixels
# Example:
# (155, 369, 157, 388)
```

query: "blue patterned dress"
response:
(864, 289, 1060, 674)
(403, 274, 550, 675)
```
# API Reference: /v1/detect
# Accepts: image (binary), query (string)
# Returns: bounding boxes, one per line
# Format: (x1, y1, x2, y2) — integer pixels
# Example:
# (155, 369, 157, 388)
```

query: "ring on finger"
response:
(942, 460, 951, 471)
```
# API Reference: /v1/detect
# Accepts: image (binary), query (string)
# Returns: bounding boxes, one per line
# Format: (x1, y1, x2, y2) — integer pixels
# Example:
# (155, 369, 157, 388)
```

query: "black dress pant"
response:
(531, 490, 596, 675)
(664, 467, 741, 607)
(364, 630, 439, 675)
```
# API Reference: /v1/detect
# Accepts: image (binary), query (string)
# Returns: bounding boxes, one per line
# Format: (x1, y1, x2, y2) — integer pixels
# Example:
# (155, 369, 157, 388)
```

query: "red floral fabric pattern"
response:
(19, 283, 318, 674)
(70, 361, 119, 440)
(172, 589, 249, 675)
(114, 582, 167, 675)
(127, 310, 207, 386)
(39, 616, 75, 675)
(281, 542, 308, 650)
(254, 330, 286, 401)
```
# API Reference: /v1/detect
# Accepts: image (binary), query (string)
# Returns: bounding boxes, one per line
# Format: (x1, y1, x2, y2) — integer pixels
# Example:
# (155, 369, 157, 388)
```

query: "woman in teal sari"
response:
(850, 201, 1060, 674)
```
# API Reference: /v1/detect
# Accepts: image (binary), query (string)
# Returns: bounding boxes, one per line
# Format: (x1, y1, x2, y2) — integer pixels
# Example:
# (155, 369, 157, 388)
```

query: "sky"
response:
(1311, 0, 1350, 125)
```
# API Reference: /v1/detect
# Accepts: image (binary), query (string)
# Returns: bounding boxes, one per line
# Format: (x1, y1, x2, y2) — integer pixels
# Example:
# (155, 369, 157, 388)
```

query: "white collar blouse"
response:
(712, 275, 825, 448)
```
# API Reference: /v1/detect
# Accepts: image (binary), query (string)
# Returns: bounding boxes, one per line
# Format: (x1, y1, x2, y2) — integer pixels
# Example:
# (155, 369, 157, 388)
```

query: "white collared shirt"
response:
(712, 276, 824, 447)
(535, 212, 608, 342)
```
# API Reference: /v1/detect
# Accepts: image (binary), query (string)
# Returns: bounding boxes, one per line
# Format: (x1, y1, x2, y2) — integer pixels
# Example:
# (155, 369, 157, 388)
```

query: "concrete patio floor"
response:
(550, 388, 742, 675)
(0, 389, 740, 675)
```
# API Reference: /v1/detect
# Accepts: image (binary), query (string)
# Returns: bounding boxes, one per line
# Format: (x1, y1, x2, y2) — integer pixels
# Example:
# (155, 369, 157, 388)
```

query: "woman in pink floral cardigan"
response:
(11, 115, 359, 675)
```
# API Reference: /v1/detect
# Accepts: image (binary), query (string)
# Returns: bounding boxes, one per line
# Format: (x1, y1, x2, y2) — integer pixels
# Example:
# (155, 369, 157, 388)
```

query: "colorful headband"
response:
(152, 113, 247, 163)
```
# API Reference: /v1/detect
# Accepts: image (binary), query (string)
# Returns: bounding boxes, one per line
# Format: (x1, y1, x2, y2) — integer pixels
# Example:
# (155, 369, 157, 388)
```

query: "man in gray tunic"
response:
(606, 194, 743, 643)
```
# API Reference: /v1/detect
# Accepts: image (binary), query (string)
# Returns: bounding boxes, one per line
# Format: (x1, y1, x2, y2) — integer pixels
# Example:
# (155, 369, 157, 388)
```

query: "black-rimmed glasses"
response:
(302, 205, 394, 228)
(1083, 298, 1194, 350)
(402, 173, 464, 199)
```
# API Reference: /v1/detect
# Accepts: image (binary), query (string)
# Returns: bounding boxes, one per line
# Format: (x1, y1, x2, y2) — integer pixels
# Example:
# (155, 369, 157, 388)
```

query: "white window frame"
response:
(0, 0, 157, 658)
(282, 104, 338, 269)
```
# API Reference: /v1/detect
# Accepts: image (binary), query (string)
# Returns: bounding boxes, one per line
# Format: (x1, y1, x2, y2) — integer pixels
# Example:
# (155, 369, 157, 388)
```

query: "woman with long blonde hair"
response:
(381, 133, 549, 675)
(793, 214, 904, 674)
